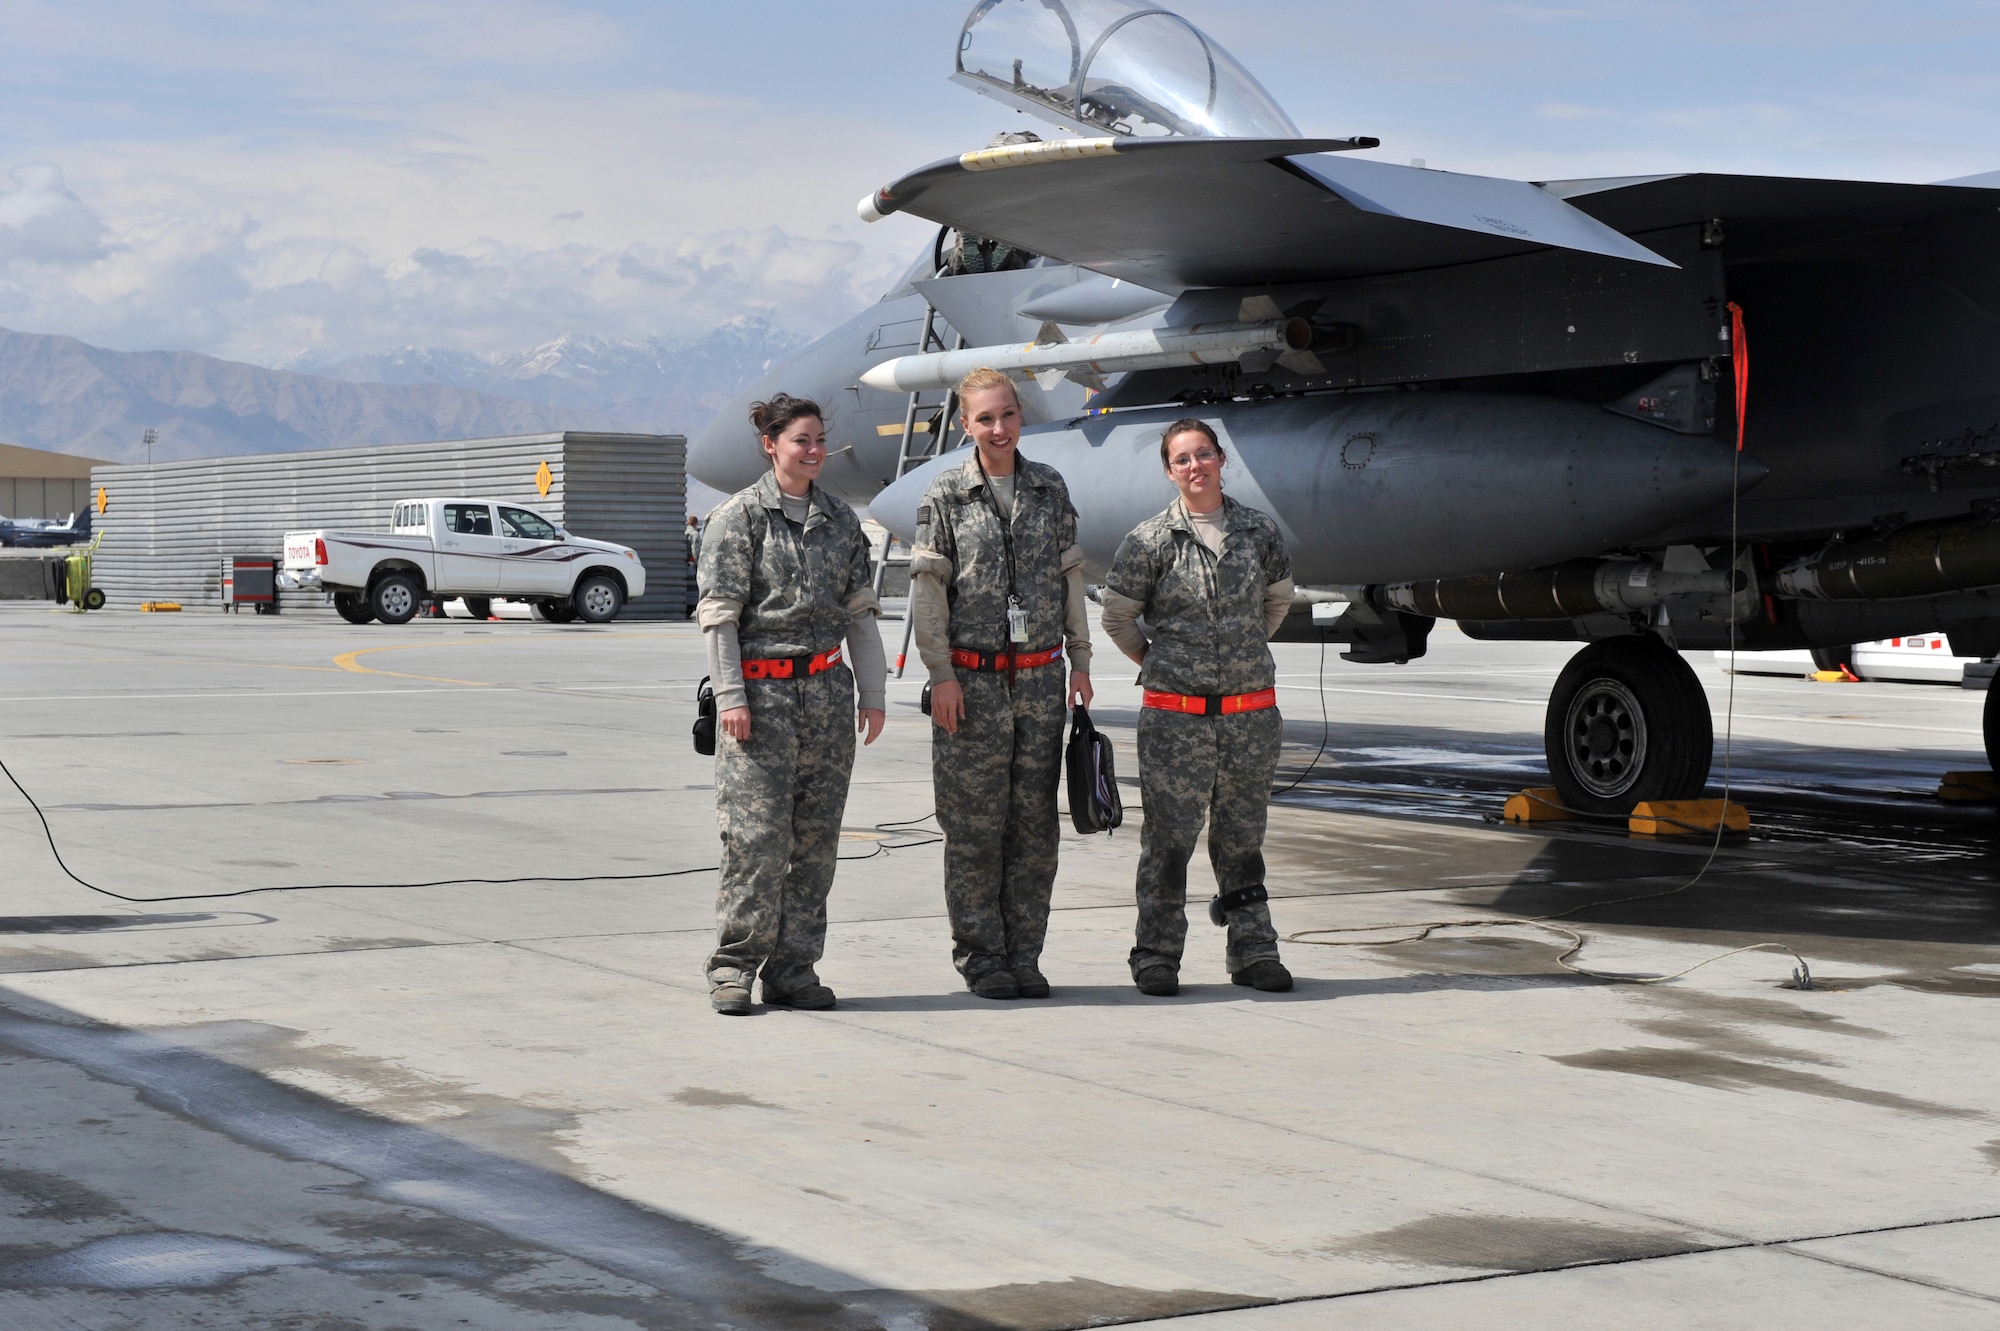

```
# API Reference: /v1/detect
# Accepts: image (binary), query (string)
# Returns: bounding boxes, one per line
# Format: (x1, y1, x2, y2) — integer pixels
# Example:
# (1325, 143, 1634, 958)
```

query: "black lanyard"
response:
(976, 457, 1019, 602)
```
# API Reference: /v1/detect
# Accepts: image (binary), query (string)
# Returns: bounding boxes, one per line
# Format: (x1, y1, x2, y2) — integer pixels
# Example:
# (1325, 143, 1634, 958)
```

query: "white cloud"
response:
(0, 163, 109, 265)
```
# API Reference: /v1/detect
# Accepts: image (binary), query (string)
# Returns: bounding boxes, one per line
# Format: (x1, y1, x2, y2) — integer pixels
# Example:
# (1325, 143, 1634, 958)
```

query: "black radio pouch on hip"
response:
(693, 675, 717, 755)
(1064, 703, 1124, 834)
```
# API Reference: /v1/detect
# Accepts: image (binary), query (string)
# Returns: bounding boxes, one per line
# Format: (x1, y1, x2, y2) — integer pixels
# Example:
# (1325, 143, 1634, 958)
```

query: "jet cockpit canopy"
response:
(953, 0, 1300, 140)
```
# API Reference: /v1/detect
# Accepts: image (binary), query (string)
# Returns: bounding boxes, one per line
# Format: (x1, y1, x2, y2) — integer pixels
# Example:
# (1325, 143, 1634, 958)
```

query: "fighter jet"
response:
(0, 508, 92, 548)
(688, 0, 2000, 815)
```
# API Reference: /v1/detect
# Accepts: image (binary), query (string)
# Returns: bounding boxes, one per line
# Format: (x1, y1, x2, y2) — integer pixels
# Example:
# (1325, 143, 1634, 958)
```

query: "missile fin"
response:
(1277, 350, 1327, 375)
(1238, 295, 1283, 322)
(1034, 321, 1068, 346)
(1030, 368, 1070, 391)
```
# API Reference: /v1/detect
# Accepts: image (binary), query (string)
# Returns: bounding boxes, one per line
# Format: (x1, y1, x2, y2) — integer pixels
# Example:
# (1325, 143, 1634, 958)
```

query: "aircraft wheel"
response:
(534, 598, 579, 624)
(1544, 636, 1713, 815)
(573, 575, 623, 624)
(371, 573, 420, 626)
(333, 592, 375, 625)
(462, 596, 493, 620)
(1984, 683, 2000, 771)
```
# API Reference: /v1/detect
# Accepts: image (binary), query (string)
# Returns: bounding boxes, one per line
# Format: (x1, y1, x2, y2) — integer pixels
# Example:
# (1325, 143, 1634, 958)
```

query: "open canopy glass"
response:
(953, 0, 1300, 139)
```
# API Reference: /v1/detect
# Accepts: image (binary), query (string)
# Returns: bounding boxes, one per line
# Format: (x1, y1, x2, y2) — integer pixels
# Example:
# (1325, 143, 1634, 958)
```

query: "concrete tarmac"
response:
(0, 602, 1996, 1329)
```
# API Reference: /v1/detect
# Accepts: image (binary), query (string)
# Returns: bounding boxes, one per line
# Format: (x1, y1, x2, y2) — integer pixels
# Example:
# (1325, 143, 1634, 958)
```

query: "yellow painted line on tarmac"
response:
(329, 630, 673, 686)
(333, 642, 497, 687)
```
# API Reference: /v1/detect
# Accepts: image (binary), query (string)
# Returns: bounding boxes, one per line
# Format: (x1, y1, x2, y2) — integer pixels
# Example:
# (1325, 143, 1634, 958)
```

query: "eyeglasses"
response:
(1168, 448, 1221, 471)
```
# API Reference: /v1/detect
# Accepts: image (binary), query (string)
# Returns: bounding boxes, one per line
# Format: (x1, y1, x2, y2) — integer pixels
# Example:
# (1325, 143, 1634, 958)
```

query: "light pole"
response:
(142, 428, 157, 466)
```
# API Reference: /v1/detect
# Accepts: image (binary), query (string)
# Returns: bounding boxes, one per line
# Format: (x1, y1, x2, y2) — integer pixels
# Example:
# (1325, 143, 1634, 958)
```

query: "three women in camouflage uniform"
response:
(909, 370, 1094, 999)
(1101, 419, 1297, 996)
(696, 394, 888, 1015)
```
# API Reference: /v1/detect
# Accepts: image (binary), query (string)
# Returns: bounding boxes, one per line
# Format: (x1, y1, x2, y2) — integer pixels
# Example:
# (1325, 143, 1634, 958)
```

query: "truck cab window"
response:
(444, 504, 493, 536)
(500, 507, 558, 540)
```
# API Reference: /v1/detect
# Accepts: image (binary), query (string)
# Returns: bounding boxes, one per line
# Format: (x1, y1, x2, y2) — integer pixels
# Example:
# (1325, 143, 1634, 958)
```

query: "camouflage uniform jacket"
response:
(1105, 495, 1291, 697)
(697, 470, 876, 659)
(910, 451, 1087, 661)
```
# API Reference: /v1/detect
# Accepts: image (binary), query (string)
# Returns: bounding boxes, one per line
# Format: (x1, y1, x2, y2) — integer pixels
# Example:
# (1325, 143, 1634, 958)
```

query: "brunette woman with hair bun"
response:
(694, 392, 888, 1015)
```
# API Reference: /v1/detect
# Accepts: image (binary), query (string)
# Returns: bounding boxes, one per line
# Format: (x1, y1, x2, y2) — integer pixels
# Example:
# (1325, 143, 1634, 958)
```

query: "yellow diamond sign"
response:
(96, 486, 107, 514)
(535, 461, 552, 497)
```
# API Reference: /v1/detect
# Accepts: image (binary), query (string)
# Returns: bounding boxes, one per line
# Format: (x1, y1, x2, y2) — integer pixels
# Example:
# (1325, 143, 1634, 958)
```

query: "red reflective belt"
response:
(741, 646, 843, 681)
(950, 645, 1065, 672)
(1142, 687, 1278, 717)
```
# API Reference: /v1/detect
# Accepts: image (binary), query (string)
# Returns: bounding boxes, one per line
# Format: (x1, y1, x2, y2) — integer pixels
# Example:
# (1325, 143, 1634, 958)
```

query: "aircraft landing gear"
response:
(1544, 636, 1714, 815)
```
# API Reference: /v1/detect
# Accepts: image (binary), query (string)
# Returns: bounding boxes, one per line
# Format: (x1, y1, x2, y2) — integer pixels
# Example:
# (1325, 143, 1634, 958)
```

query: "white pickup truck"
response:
(281, 498, 646, 625)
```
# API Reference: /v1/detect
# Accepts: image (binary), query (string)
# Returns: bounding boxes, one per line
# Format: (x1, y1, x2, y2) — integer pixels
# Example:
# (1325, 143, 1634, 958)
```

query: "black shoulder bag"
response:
(1065, 703, 1123, 834)
(693, 675, 717, 755)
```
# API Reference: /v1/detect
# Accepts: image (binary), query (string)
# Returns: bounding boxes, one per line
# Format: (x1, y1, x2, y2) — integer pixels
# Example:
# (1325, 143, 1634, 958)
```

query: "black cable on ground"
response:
(0, 750, 938, 905)
(1271, 635, 1331, 796)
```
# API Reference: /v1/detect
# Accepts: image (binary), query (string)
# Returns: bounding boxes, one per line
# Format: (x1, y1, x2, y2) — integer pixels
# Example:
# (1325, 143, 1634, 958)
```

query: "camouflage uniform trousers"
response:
(932, 663, 1067, 982)
(707, 667, 856, 995)
(1131, 706, 1283, 978)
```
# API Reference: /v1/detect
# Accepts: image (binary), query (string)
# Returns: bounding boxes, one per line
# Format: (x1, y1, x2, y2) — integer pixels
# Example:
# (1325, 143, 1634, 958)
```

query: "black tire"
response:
(82, 587, 106, 611)
(1810, 645, 1856, 676)
(371, 573, 420, 625)
(535, 599, 579, 624)
(334, 592, 375, 625)
(1985, 683, 1999, 771)
(1544, 636, 1714, 815)
(462, 596, 493, 620)
(573, 574, 623, 624)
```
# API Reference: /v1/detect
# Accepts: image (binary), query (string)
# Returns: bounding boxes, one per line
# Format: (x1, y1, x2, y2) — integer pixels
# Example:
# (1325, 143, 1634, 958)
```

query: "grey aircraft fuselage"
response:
(691, 195, 2000, 660)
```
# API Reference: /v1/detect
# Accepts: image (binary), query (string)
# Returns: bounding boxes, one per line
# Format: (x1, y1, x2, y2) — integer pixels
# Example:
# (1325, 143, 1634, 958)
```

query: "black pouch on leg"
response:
(1208, 884, 1269, 927)
(1065, 703, 1124, 834)
(693, 675, 717, 756)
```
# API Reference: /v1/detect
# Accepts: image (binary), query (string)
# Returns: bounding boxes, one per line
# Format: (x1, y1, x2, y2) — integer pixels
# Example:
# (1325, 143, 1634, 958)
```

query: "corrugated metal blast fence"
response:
(89, 432, 687, 619)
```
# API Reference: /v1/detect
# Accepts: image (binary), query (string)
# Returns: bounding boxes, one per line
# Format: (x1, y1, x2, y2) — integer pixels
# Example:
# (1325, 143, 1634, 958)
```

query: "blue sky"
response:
(1, 1, 1995, 365)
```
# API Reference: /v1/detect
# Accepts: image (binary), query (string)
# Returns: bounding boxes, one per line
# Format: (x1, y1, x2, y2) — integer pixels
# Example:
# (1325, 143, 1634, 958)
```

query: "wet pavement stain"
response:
(0, 914, 215, 934)
(0, 1231, 491, 1290)
(0, 1165, 126, 1222)
(1984, 1140, 2000, 1171)
(899, 1277, 1267, 1330)
(1336, 1215, 1705, 1272)
(672, 1087, 781, 1109)
(1552, 1047, 1981, 1118)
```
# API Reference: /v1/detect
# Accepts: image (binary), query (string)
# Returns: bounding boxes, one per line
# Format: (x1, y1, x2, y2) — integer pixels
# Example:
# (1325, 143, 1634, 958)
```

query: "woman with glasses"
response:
(1099, 419, 1297, 997)
(696, 393, 888, 1015)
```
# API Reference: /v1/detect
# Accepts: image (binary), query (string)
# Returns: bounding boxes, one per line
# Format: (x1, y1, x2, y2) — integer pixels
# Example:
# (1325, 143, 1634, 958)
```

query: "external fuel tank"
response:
(870, 392, 1759, 584)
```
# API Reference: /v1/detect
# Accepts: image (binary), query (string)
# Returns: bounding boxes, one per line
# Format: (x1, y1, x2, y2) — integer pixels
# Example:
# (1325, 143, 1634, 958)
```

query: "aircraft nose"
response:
(869, 450, 963, 540)
(688, 402, 770, 497)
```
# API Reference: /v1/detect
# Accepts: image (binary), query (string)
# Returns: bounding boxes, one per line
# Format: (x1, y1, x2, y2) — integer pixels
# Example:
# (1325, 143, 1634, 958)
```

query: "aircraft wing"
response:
(860, 136, 1677, 290)
(1543, 172, 2000, 254)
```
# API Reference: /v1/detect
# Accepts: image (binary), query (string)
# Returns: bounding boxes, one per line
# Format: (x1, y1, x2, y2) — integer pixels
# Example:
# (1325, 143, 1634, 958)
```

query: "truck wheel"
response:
(82, 588, 106, 611)
(573, 574, 623, 624)
(534, 599, 579, 624)
(462, 596, 493, 620)
(1544, 636, 1713, 815)
(334, 592, 375, 625)
(371, 573, 420, 625)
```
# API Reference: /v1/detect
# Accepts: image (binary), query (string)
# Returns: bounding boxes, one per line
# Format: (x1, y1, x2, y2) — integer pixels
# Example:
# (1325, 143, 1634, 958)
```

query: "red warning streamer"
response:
(1727, 300, 1748, 452)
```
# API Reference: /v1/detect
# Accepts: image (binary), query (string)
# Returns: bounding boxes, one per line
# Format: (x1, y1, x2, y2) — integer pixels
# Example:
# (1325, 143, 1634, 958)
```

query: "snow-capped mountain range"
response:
(289, 318, 808, 436)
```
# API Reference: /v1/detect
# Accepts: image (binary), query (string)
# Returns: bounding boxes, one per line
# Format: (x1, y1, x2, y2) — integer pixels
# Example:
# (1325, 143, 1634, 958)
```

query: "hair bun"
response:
(749, 392, 823, 437)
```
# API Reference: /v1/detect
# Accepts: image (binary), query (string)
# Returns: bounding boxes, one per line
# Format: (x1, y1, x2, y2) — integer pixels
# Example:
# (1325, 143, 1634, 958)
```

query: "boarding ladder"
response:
(870, 285, 966, 676)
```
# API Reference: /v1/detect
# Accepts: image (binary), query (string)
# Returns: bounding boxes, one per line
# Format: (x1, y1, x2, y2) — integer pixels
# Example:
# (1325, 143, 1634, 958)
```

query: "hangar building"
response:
(1, 441, 106, 521)
(89, 431, 687, 619)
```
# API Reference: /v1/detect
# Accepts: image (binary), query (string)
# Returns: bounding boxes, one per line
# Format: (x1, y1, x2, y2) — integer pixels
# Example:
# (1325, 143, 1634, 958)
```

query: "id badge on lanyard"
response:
(1007, 596, 1029, 644)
